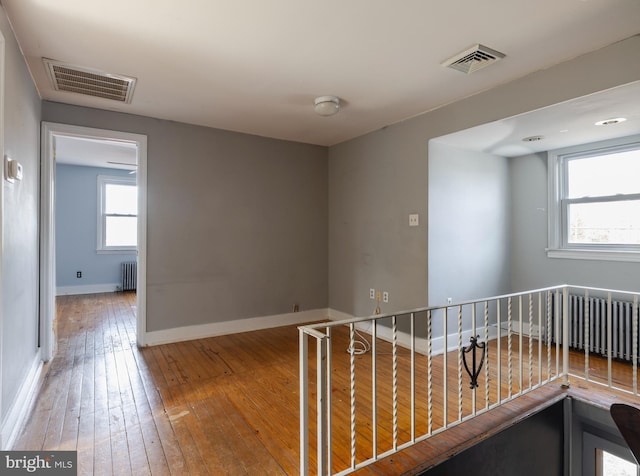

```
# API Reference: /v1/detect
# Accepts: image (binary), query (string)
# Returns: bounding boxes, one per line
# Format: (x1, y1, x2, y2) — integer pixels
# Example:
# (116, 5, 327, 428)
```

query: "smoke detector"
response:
(442, 44, 506, 74)
(43, 58, 136, 103)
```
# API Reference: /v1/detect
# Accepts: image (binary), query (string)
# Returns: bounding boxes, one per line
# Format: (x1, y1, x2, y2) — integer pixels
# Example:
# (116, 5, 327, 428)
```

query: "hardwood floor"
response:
(14, 293, 640, 475)
(16, 293, 301, 475)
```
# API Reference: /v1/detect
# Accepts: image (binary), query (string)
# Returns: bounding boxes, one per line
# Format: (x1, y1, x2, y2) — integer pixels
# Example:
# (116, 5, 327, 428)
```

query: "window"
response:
(548, 135, 640, 262)
(97, 175, 137, 252)
(583, 432, 638, 476)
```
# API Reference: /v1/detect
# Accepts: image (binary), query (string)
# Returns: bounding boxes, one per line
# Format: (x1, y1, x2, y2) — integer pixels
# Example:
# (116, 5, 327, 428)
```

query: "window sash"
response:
(548, 135, 640, 260)
(561, 194, 640, 247)
(98, 175, 137, 252)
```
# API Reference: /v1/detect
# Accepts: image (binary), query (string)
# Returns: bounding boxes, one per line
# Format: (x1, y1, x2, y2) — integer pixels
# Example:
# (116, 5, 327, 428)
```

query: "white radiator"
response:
(121, 261, 137, 291)
(553, 294, 638, 361)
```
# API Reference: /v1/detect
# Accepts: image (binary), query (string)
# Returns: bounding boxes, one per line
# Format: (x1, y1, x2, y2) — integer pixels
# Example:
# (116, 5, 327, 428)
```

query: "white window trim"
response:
(97, 174, 137, 253)
(547, 134, 640, 262)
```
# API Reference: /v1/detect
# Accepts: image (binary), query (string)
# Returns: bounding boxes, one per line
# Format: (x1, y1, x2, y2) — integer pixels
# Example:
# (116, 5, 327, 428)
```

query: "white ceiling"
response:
(433, 81, 640, 157)
(3, 0, 640, 147)
(55, 135, 137, 169)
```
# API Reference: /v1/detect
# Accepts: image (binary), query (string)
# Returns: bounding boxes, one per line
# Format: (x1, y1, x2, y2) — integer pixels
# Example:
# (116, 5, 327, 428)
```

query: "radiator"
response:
(121, 261, 137, 291)
(552, 294, 638, 361)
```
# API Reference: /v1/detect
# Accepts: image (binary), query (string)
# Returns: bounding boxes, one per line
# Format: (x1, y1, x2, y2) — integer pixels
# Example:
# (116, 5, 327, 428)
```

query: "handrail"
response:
(299, 284, 640, 475)
(303, 284, 568, 332)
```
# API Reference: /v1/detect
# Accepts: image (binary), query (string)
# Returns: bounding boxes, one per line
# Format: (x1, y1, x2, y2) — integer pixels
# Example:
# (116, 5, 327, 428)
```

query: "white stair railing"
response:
(299, 285, 640, 476)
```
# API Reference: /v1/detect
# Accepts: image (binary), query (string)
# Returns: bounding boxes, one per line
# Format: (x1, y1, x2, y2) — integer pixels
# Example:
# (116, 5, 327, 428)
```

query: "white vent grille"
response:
(442, 44, 505, 74)
(43, 59, 136, 103)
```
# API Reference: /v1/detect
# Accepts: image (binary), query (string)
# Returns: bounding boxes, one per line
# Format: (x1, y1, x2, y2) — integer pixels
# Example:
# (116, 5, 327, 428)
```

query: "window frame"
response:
(97, 174, 138, 254)
(547, 134, 640, 262)
(582, 432, 638, 476)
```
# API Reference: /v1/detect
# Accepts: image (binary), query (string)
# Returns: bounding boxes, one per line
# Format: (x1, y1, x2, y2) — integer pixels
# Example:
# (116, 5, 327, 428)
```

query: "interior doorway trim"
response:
(41, 122, 148, 359)
(0, 28, 6, 446)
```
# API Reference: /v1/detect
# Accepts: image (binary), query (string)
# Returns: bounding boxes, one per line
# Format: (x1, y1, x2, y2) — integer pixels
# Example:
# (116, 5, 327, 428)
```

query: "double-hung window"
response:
(548, 135, 640, 261)
(97, 175, 137, 253)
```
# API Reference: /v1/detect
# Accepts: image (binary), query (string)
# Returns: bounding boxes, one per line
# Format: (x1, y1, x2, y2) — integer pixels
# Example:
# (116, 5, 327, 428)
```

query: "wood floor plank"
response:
(165, 404, 210, 475)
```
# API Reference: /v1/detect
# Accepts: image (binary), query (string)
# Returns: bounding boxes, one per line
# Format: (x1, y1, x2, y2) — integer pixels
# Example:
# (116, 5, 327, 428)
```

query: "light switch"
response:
(5, 156, 23, 183)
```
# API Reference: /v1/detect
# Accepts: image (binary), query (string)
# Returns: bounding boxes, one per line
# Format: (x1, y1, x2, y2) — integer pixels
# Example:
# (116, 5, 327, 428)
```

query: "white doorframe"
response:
(40, 122, 148, 359)
(0, 28, 6, 447)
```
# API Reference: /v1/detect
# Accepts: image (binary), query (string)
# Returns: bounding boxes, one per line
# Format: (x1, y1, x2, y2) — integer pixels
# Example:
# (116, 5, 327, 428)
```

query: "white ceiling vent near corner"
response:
(442, 44, 506, 74)
(43, 58, 136, 103)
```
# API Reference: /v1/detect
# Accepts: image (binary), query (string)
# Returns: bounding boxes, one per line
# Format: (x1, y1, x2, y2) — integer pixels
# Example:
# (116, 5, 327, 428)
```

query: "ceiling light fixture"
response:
(595, 117, 627, 126)
(314, 96, 340, 117)
(522, 135, 544, 142)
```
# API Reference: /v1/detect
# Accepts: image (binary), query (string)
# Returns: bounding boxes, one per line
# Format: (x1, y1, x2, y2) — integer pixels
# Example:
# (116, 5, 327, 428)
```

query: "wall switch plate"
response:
(409, 214, 419, 227)
(447, 297, 453, 304)
(5, 156, 23, 183)
(383, 291, 389, 303)
(77, 271, 82, 279)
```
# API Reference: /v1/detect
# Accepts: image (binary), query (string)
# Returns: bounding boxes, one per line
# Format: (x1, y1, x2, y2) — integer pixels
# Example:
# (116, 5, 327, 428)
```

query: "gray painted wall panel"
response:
(428, 142, 511, 308)
(0, 7, 42, 419)
(42, 102, 328, 331)
(56, 164, 135, 287)
(328, 129, 428, 318)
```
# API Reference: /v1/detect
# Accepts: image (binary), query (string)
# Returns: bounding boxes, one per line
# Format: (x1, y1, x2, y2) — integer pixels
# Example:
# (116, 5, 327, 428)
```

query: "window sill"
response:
(546, 248, 640, 263)
(97, 249, 137, 255)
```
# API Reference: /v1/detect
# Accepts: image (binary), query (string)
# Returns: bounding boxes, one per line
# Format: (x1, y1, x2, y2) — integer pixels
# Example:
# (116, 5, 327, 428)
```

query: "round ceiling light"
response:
(595, 117, 627, 126)
(314, 96, 340, 117)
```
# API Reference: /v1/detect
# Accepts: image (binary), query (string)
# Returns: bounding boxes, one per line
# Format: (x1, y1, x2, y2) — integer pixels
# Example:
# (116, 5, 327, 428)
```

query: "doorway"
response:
(41, 123, 148, 360)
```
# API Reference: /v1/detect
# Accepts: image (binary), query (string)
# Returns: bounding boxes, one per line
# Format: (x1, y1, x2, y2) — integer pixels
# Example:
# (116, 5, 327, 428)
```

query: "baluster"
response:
(427, 310, 433, 435)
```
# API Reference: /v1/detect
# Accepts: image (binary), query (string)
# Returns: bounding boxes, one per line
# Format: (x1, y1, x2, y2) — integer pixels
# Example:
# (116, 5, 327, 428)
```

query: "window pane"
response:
(105, 183, 137, 215)
(567, 149, 640, 199)
(105, 216, 137, 247)
(569, 200, 640, 245)
(600, 449, 637, 476)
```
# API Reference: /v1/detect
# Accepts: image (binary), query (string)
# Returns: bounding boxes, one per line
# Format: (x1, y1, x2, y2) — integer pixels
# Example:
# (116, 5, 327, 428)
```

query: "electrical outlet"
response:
(370, 288, 375, 299)
(409, 214, 419, 227)
(77, 271, 82, 279)
(383, 291, 389, 303)
(376, 291, 382, 301)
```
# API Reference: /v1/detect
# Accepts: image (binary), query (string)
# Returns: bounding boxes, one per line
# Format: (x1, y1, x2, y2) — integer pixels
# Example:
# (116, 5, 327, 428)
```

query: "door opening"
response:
(41, 123, 148, 360)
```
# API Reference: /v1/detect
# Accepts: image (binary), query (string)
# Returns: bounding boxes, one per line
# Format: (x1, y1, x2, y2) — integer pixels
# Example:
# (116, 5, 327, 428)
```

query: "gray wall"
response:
(328, 128, 428, 318)
(0, 6, 42, 433)
(510, 152, 639, 292)
(328, 35, 640, 318)
(42, 102, 328, 332)
(428, 142, 511, 307)
(422, 402, 564, 476)
(56, 164, 135, 288)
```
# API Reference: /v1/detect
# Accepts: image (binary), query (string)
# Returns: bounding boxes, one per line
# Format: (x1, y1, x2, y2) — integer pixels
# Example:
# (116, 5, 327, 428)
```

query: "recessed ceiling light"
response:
(595, 117, 627, 126)
(559, 129, 569, 133)
(522, 135, 544, 142)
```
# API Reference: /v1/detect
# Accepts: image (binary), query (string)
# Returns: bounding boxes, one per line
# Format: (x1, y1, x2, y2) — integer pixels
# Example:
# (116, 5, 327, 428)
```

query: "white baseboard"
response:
(56, 283, 120, 295)
(327, 308, 502, 356)
(143, 308, 329, 346)
(1, 352, 43, 450)
(500, 321, 541, 338)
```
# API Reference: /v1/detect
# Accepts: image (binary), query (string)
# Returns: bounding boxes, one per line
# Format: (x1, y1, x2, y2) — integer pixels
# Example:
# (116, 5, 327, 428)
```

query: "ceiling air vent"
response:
(442, 44, 505, 74)
(43, 58, 136, 103)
